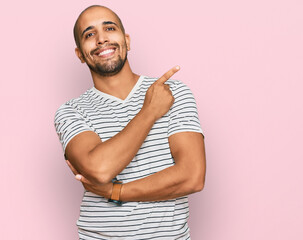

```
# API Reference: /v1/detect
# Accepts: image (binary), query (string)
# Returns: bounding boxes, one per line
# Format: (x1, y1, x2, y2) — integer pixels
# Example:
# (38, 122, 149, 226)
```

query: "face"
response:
(75, 7, 130, 77)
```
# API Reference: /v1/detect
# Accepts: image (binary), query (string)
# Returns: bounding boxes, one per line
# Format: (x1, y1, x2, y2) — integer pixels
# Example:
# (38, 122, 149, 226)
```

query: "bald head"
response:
(73, 5, 125, 48)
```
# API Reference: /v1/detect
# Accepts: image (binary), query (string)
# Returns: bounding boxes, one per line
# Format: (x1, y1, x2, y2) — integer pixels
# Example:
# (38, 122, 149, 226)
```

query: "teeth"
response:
(99, 49, 114, 56)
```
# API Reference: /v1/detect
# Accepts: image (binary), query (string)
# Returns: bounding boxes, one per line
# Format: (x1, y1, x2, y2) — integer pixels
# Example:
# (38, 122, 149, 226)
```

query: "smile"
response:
(96, 48, 116, 58)
(99, 49, 115, 56)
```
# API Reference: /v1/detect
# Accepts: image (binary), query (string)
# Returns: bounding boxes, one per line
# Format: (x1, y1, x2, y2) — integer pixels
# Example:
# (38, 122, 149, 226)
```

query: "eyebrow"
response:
(81, 21, 119, 38)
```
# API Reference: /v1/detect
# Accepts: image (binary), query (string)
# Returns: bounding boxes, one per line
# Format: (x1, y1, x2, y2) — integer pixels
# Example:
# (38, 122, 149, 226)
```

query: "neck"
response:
(90, 60, 139, 100)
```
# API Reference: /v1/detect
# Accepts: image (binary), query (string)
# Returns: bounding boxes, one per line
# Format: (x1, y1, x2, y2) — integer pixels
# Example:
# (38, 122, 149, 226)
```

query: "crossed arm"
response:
(67, 131, 206, 202)
(64, 67, 206, 202)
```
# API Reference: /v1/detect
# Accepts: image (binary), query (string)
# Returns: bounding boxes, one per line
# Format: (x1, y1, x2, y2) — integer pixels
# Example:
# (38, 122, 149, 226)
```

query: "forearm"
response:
(71, 133, 206, 201)
(119, 164, 204, 202)
(87, 108, 156, 183)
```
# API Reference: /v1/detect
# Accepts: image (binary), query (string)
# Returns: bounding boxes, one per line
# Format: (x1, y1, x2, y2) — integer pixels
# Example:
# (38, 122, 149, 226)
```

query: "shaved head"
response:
(73, 5, 125, 48)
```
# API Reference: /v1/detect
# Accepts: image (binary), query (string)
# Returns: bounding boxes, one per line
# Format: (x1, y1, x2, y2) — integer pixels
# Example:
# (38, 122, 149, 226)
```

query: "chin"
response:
(91, 56, 127, 76)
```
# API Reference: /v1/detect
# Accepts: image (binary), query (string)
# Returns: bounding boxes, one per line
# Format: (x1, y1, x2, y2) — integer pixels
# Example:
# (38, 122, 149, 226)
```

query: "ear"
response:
(75, 47, 85, 63)
(125, 34, 131, 51)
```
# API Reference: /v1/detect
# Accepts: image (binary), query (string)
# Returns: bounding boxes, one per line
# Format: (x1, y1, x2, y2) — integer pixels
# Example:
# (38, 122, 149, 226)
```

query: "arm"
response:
(69, 131, 206, 201)
(64, 67, 179, 185)
(119, 131, 206, 201)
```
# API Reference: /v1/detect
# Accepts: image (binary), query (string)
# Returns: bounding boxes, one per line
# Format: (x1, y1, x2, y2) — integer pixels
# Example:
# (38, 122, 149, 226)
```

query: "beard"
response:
(88, 53, 127, 77)
(85, 43, 128, 77)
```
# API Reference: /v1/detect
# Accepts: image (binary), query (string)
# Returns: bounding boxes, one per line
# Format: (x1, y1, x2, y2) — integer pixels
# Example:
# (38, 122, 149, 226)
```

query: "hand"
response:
(142, 66, 180, 121)
(66, 160, 113, 199)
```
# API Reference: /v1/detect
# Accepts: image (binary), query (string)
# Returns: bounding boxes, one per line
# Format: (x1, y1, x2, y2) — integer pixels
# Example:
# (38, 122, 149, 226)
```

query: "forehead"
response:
(77, 7, 119, 32)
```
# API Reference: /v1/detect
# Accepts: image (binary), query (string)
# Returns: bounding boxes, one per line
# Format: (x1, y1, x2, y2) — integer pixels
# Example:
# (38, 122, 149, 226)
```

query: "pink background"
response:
(1, 0, 302, 239)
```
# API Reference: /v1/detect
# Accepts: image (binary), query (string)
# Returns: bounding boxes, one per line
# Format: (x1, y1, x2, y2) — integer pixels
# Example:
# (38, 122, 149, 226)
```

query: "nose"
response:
(97, 32, 109, 46)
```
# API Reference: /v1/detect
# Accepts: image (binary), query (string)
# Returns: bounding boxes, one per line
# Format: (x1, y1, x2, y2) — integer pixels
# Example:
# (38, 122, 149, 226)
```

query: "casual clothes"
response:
(54, 76, 203, 239)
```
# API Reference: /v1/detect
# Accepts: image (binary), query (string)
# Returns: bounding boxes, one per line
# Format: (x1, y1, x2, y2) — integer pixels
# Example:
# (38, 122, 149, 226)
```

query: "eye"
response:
(85, 32, 95, 38)
(106, 27, 115, 31)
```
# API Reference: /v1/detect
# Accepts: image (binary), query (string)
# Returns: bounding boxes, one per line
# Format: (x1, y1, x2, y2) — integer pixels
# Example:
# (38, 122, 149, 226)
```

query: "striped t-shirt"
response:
(54, 75, 203, 240)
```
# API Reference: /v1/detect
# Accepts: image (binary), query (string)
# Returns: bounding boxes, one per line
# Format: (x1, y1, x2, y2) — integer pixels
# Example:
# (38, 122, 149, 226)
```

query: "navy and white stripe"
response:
(54, 76, 203, 239)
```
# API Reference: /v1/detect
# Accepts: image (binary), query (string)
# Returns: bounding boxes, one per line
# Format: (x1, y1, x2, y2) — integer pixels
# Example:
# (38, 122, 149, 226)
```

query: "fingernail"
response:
(75, 175, 82, 181)
(175, 66, 180, 70)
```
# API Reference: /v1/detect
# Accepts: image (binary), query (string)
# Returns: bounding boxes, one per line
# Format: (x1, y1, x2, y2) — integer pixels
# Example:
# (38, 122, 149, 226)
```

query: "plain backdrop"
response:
(0, 0, 302, 239)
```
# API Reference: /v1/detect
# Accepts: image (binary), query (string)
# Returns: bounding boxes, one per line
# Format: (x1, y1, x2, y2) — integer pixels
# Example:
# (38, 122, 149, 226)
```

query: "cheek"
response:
(120, 40, 128, 52)
(81, 42, 96, 58)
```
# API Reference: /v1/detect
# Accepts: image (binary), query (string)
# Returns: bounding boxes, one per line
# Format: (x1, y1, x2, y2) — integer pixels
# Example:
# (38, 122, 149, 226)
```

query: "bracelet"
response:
(108, 181, 123, 206)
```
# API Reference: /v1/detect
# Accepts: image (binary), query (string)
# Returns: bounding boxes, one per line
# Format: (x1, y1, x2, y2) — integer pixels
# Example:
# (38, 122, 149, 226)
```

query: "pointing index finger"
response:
(156, 66, 180, 84)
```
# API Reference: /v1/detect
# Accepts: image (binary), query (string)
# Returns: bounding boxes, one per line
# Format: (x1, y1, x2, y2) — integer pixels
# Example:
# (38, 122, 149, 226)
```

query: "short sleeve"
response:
(54, 103, 94, 153)
(167, 80, 204, 137)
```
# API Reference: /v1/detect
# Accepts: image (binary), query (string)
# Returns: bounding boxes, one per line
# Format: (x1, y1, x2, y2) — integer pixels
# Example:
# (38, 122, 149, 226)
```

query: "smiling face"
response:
(75, 6, 130, 77)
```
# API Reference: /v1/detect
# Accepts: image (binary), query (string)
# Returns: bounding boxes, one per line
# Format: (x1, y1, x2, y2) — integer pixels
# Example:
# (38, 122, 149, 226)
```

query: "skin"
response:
(74, 6, 138, 100)
(65, 6, 206, 202)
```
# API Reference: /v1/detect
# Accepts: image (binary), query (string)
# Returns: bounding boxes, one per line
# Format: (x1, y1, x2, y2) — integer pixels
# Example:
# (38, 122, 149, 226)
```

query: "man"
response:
(54, 5, 206, 240)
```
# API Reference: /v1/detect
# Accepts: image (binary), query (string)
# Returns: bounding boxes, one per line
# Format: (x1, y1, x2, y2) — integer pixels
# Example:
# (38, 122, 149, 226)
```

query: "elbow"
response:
(191, 164, 206, 193)
(92, 172, 113, 185)
(178, 167, 205, 195)
(194, 180, 205, 192)
(188, 174, 205, 193)
(84, 156, 114, 185)
(82, 170, 113, 185)
(88, 164, 114, 184)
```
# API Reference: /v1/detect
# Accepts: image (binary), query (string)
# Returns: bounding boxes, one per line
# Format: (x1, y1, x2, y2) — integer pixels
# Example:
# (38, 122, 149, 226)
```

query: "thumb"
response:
(75, 174, 82, 181)
(75, 174, 92, 185)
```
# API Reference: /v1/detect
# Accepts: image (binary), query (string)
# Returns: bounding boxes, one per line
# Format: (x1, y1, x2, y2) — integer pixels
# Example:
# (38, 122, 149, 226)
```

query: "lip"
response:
(94, 47, 116, 58)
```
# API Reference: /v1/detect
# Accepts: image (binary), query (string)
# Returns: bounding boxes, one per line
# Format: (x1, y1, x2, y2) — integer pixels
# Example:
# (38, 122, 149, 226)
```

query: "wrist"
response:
(107, 182, 114, 199)
(139, 107, 157, 123)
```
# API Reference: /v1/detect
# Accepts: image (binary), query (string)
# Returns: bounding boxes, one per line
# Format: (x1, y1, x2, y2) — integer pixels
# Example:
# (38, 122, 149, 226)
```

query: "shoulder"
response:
(54, 89, 93, 121)
(165, 79, 190, 89)
(165, 79, 195, 100)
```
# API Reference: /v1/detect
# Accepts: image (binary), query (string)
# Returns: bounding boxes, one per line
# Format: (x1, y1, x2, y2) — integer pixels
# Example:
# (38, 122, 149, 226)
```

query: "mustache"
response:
(91, 43, 120, 55)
